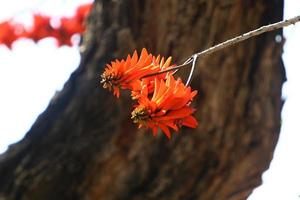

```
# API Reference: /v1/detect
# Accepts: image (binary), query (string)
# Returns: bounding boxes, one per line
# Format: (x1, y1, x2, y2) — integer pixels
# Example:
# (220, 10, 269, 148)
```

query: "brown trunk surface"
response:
(0, 1, 285, 200)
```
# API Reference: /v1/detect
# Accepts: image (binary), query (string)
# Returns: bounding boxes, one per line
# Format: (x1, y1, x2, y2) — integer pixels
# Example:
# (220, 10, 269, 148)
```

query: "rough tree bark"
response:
(0, 0, 285, 200)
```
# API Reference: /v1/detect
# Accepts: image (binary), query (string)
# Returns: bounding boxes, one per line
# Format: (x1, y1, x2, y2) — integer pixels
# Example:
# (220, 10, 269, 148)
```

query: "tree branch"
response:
(142, 15, 300, 78)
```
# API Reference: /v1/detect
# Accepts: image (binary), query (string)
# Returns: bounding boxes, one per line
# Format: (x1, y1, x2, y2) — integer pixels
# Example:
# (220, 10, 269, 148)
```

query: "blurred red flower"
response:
(75, 3, 92, 24)
(0, 2, 93, 48)
(23, 14, 54, 42)
(0, 21, 19, 48)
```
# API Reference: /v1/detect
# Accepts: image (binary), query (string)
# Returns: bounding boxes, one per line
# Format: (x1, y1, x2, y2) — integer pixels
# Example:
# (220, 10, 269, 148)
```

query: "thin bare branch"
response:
(185, 55, 197, 86)
(141, 57, 194, 78)
(194, 15, 300, 58)
(142, 15, 300, 79)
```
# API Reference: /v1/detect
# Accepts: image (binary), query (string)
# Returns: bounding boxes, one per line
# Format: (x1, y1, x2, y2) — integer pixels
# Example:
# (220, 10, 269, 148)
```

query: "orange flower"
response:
(53, 3, 92, 46)
(0, 21, 20, 48)
(130, 55, 173, 99)
(100, 48, 173, 97)
(53, 17, 78, 46)
(23, 14, 54, 42)
(75, 3, 92, 25)
(131, 75, 198, 139)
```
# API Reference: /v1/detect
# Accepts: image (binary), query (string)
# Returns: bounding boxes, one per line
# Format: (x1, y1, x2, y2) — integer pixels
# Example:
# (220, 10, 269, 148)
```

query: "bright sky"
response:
(0, 0, 92, 153)
(249, 1, 300, 199)
(0, 1, 299, 199)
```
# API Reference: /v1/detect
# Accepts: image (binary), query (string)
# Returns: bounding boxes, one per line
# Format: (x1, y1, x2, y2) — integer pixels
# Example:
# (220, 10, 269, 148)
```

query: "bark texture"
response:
(0, 0, 285, 200)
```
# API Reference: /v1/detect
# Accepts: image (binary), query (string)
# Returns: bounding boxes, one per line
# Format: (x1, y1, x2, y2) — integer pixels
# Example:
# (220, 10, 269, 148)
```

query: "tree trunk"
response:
(0, 0, 285, 200)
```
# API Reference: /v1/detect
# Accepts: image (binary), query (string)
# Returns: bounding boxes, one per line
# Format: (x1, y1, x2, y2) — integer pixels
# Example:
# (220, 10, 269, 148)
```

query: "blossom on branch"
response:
(131, 75, 198, 139)
(100, 48, 173, 97)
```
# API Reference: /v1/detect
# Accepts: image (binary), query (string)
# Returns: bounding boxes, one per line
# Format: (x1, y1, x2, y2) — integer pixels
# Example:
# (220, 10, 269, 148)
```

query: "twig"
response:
(172, 56, 194, 75)
(141, 57, 194, 78)
(143, 15, 300, 78)
(185, 55, 197, 86)
(194, 15, 300, 58)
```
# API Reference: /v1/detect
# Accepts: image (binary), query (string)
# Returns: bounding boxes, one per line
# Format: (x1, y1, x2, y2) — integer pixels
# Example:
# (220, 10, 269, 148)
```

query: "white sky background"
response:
(0, 1, 299, 199)
(0, 0, 92, 153)
(249, 1, 300, 199)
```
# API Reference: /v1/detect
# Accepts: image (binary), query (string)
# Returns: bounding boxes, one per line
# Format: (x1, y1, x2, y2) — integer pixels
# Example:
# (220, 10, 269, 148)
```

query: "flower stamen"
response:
(131, 107, 150, 124)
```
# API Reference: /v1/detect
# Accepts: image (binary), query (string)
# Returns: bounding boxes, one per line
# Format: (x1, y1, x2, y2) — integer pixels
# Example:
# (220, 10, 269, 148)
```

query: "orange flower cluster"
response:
(0, 3, 92, 48)
(101, 48, 172, 98)
(0, 21, 19, 48)
(101, 48, 198, 139)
